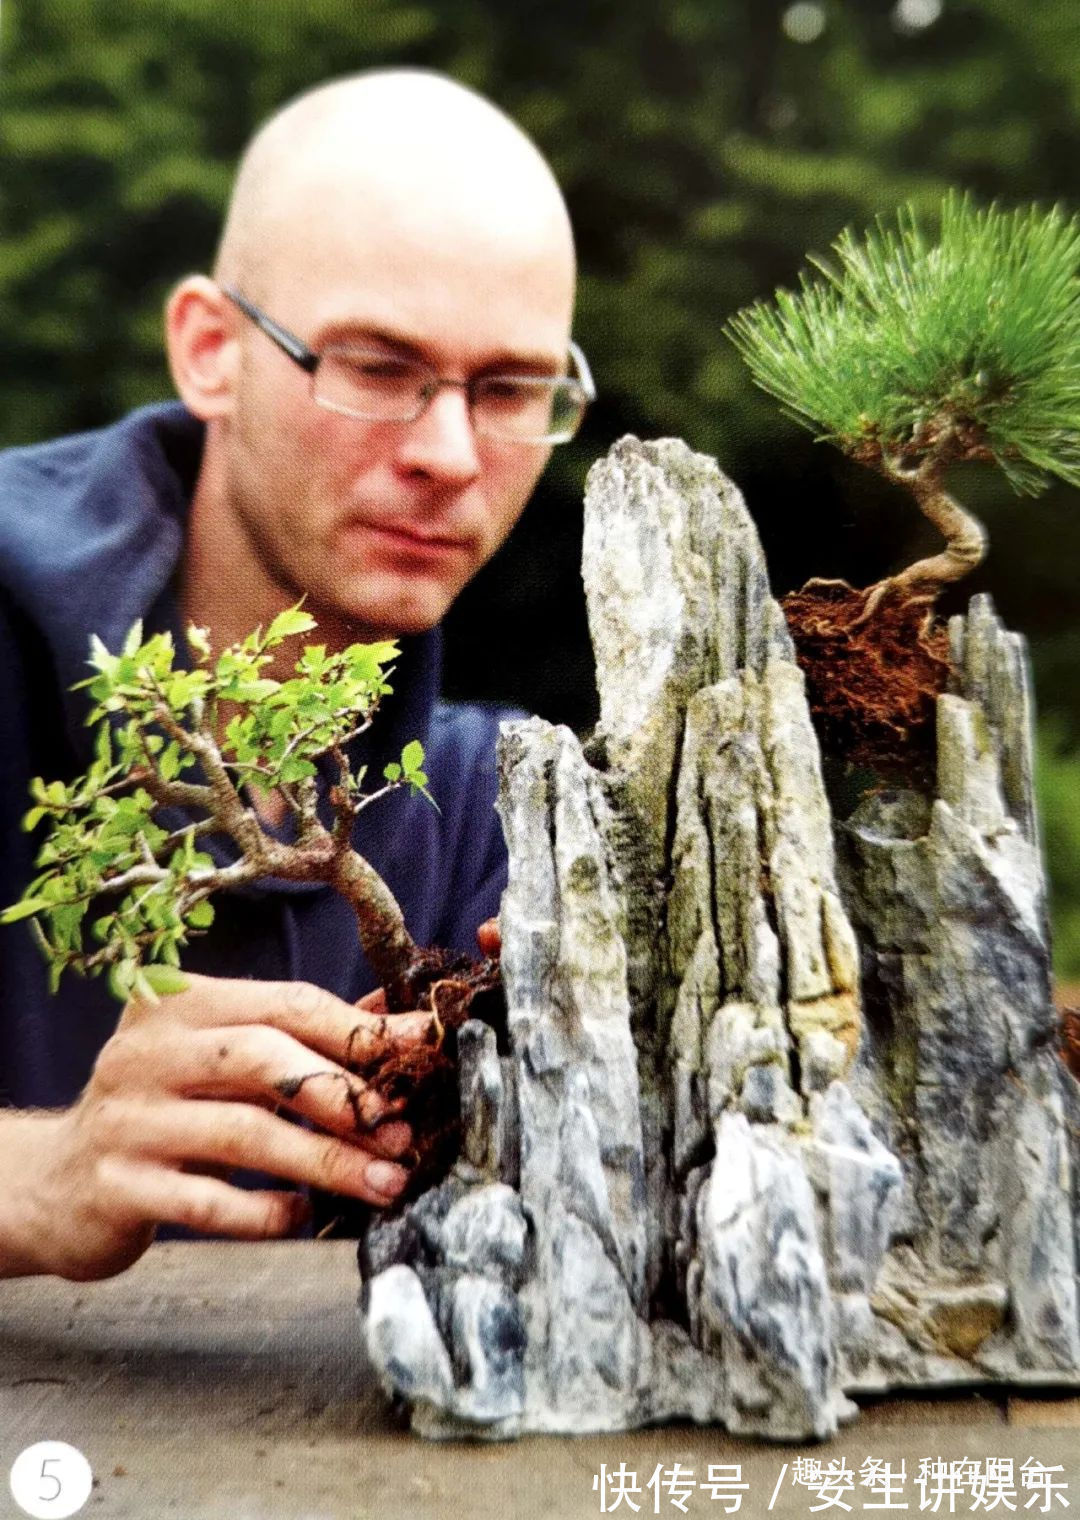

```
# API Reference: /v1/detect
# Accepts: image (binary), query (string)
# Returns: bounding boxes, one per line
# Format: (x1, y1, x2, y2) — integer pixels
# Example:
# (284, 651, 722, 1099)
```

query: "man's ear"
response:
(165, 276, 238, 421)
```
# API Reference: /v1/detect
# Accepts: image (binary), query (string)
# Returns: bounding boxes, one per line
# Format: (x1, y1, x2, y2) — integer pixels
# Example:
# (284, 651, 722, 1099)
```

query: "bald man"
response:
(0, 71, 591, 1279)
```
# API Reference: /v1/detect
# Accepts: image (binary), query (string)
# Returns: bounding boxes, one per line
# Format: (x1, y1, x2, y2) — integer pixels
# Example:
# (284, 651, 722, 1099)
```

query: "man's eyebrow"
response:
(479, 350, 565, 376)
(314, 321, 564, 374)
(315, 320, 424, 356)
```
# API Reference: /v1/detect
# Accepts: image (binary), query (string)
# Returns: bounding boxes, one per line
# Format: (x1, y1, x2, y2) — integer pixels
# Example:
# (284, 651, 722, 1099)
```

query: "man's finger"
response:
(92, 1096, 409, 1206)
(183, 1025, 400, 1132)
(96, 1022, 401, 1133)
(128, 974, 439, 1068)
(102, 1157, 312, 1241)
(476, 918, 501, 957)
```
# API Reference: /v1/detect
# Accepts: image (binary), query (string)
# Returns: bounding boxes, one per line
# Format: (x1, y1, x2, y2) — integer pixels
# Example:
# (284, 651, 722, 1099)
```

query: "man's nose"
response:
(396, 383, 482, 485)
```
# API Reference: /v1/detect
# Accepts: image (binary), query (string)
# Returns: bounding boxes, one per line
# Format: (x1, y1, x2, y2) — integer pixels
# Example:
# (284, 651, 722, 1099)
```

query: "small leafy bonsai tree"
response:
(725, 192, 1080, 768)
(1, 608, 500, 1177)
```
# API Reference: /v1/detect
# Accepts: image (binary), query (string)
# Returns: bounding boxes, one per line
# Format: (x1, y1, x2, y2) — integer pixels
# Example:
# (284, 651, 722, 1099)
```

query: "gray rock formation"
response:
(840, 595, 1080, 1389)
(358, 436, 1080, 1439)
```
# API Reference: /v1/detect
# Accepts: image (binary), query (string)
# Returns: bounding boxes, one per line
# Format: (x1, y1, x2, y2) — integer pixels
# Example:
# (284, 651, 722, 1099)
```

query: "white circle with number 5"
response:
(9, 1442, 93, 1518)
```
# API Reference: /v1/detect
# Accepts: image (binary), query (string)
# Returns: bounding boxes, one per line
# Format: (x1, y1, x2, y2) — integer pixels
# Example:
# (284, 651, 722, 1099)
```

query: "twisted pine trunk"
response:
(886, 461, 988, 598)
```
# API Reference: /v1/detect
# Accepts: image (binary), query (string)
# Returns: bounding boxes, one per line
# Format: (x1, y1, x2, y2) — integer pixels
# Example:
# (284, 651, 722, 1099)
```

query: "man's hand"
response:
(0, 973, 437, 1282)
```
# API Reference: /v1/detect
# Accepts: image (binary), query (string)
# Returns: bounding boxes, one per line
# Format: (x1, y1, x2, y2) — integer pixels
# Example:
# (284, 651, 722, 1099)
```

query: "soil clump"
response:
(782, 580, 951, 787)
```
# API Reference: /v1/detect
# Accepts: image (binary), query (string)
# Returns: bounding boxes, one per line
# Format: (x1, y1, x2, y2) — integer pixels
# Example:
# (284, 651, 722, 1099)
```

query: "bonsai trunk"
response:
(857, 454, 987, 621)
(328, 847, 420, 1010)
(888, 460, 988, 596)
(327, 842, 504, 1197)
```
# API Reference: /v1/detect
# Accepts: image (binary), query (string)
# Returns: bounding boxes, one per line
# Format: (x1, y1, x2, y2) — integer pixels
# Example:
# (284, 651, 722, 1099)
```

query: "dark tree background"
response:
(3, 0, 1079, 970)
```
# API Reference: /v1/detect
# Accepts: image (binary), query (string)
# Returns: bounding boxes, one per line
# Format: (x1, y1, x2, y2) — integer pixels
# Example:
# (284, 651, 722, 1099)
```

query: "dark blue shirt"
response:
(0, 402, 514, 1113)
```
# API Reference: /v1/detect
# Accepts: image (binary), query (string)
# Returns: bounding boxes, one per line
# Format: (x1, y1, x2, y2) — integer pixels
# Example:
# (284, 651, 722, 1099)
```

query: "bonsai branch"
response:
(883, 448, 987, 588)
(142, 698, 420, 994)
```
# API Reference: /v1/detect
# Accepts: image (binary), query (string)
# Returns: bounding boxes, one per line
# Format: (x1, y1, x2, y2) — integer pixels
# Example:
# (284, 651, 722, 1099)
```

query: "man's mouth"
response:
(343, 519, 470, 559)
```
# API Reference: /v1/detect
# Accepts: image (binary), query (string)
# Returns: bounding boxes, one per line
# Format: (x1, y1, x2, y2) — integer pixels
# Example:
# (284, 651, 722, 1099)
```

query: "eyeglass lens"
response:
(313, 350, 585, 441)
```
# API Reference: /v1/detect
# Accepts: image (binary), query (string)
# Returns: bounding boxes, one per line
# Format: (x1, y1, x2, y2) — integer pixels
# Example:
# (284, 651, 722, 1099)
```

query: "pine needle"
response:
(725, 191, 1080, 495)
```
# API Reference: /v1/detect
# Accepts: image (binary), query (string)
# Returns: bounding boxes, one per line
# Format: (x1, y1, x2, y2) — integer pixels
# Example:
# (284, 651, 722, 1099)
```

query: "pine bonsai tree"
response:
(726, 192, 1080, 619)
(725, 194, 1080, 773)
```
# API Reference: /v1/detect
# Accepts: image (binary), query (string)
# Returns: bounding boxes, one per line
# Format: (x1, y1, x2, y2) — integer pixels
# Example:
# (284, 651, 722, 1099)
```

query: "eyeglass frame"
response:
(220, 285, 595, 445)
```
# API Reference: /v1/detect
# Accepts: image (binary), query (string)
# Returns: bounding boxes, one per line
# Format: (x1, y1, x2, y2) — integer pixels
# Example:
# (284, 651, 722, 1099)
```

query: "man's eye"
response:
(481, 378, 538, 407)
(349, 357, 417, 383)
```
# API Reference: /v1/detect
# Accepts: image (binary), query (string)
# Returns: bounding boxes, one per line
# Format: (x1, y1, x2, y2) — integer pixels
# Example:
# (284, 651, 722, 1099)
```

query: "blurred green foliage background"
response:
(2, 0, 1079, 975)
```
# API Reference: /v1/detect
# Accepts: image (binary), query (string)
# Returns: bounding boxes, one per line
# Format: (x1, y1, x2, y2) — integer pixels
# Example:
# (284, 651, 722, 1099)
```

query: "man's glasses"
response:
(222, 287, 595, 445)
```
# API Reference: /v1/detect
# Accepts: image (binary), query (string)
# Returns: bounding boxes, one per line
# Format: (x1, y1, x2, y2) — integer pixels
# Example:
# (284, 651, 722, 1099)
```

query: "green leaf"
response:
(159, 741, 182, 781)
(187, 624, 212, 661)
(187, 900, 214, 928)
(345, 642, 398, 686)
(142, 963, 189, 996)
(108, 959, 137, 1003)
(383, 762, 402, 782)
(401, 739, 425, 774)
(122, 619, 145, 656)
(267, 606, 318, 644)
(298, 643, 328, 676)
(87, 634, 116, 675)
(279, 756, 317, 785)
(132, 967, 159, 1004)
(93, 722, 113, 766)
(225, 679, 280, 703)
(0, 895, 52, 923)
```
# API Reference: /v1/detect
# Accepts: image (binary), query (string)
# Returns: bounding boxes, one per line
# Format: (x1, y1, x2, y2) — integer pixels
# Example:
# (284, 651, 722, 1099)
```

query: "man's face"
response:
(218, 196, 575, 639)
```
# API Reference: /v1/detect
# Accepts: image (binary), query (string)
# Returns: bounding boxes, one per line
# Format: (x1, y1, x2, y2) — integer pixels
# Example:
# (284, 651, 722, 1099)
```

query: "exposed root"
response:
(782, 579, 952, 787)
(273, 1067, 388, 1135)
(801, 576, 858, 593)
(350, 946, 505, 1201)
(850, 580, 934, 631)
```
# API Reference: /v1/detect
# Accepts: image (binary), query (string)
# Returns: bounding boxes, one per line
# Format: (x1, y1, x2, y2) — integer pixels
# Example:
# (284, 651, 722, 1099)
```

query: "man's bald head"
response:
(214, 69, 574, 307)
(171, 69, 580, 650)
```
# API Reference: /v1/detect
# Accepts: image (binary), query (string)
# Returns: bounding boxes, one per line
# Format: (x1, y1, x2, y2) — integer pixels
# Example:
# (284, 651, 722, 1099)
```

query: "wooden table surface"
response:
(1, 1242, 1078, 1519)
